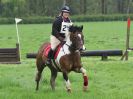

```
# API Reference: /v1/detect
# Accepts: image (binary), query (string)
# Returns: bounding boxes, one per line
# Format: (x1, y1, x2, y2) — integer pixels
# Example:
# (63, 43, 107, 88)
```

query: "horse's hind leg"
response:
(50, 68, 57, 90)
(35, 59, 46, 91)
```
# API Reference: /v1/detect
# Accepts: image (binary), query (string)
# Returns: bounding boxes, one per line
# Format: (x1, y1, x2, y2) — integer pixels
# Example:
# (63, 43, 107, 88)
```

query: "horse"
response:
(35, 25, 88, 92)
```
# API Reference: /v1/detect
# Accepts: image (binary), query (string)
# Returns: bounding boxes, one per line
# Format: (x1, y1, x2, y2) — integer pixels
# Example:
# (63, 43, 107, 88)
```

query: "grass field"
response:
(0, 21, 133, 99)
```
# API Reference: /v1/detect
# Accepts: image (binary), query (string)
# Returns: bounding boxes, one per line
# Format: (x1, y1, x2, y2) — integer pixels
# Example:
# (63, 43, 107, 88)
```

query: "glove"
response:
(61, 41, 66, 46)
(58, 36, 64, 42)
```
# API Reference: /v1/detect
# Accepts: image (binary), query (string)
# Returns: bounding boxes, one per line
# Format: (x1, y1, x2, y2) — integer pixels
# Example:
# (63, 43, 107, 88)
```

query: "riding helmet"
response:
(61, 6, 70, 13)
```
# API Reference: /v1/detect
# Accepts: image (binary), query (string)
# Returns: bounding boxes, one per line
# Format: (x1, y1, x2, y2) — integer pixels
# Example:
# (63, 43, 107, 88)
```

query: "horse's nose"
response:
(80, 48, 83, 51)
(79, 45, 86, 51)
(82, 45, 86, 51)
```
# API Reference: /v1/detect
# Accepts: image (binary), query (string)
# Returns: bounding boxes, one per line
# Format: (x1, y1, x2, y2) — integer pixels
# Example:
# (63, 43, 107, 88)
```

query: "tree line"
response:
(0, 0, 133, 17)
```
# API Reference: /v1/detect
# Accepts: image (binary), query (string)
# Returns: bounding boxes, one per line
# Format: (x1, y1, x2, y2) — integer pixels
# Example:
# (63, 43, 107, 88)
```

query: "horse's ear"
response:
(81, 25, 83, 31)
(69, 25, 73, 32)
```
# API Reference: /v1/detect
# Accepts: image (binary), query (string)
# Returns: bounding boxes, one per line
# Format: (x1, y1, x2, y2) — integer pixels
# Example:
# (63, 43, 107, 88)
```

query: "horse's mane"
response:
(69, 25, 83, 33)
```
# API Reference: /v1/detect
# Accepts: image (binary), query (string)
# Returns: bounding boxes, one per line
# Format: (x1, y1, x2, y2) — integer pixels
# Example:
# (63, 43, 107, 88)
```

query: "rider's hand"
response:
(61, 41, 66, 45)
(58, 36, 64, 42)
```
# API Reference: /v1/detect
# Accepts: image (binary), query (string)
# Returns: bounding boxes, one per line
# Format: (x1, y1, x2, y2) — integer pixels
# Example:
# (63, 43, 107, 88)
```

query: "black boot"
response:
(48, 49, 54, 59)
(46, 49, 54, 64)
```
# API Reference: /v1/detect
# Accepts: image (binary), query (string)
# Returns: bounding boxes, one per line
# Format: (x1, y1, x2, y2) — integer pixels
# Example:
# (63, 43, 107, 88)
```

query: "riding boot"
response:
(48, 49, 54, 59)
(46, 49, 54, 64)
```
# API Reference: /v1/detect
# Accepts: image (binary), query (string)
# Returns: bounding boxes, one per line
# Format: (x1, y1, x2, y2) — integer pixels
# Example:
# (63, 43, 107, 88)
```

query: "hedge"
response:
(0, 14, 133, 24)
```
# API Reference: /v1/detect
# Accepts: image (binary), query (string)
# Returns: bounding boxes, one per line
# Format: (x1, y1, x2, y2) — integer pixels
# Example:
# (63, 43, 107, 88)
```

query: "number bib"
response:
(60, 21, 73, 34)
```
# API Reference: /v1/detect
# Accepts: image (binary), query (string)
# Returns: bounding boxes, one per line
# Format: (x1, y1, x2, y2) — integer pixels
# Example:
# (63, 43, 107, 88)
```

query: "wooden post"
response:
(121, 18, 131, 60)
(16, 43, 21, 63)
(102, 54, 108, 60)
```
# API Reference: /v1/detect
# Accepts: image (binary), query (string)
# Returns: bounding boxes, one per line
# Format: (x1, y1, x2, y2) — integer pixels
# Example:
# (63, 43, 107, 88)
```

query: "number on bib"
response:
(62, 25, 67, 31)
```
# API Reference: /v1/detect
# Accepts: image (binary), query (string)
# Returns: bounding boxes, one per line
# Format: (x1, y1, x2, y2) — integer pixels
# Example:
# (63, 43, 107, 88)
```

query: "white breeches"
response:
(50, 35, 60, 50)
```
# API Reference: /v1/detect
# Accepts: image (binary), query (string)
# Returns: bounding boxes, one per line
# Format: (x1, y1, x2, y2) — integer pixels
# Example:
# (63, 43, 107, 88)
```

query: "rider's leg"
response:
(47, 35, 60, 60)
(48, 49, 54, 59)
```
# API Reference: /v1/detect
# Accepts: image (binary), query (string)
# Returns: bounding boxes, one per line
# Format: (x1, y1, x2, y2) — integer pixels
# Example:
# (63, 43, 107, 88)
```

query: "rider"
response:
(47, 5, 73, 63)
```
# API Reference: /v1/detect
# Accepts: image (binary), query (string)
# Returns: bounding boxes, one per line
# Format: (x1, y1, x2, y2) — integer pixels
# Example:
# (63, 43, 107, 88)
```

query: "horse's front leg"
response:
(63, 72, 71, 92)
(80, 67, 88, 91)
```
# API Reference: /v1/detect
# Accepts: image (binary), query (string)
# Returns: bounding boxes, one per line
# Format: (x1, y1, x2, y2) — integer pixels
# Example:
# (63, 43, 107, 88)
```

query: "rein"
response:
(62, 43, 70, 54)
(62, 43, 79, 54)
(65, 43, 70, 47)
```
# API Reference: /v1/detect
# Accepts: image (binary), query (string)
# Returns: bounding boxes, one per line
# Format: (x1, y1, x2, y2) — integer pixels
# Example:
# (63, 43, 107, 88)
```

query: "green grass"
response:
(0, 21, 133, 99)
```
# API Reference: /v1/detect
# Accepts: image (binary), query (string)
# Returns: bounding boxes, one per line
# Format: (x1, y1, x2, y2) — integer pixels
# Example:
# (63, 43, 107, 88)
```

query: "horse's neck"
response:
(57, 35, 80, 64)
(64, 35, 78, 53)
(65, 35, 72, 46)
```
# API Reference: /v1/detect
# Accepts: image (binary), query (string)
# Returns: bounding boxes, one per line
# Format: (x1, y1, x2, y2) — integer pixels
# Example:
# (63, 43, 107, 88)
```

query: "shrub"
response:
(0, 14, 133, 24)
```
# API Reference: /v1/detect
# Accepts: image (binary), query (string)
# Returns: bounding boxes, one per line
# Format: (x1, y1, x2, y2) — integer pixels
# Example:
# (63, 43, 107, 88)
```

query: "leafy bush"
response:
(0, 14, 133, 24)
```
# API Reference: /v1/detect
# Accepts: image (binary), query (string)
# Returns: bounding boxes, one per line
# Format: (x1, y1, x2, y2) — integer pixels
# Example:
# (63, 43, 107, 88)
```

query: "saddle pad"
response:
(43, 44, 62, 59)
(54, 45, 62, 59)
(43, 44, 51, 58)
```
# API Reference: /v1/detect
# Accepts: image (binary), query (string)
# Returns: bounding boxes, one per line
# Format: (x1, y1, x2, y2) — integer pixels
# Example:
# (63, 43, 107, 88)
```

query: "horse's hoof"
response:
(83, 86, 88, 92)
(36, 88, 38, 91)
(52, 88, 55, 91)
(36, 87, 39, 91)
(67, 89, 71, 93)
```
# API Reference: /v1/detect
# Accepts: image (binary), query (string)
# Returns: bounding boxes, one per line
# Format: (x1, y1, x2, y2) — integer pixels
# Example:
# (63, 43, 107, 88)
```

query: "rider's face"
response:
(63, 12, 70, 18)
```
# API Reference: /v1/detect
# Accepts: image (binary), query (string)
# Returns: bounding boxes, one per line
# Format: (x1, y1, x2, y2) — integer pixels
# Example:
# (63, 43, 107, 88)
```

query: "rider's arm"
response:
(52, 17, 64, 41)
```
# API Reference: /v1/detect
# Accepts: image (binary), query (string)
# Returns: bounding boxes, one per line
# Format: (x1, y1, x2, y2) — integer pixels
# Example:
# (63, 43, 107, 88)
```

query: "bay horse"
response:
(35, 25, 88, 92)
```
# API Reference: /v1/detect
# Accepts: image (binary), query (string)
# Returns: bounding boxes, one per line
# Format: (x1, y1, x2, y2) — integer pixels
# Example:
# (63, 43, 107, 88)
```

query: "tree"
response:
(117, 0, 124, 13)
(63, 0, 66, 6)
(0, 0, 2, 15)
(101, 0, 107, 14)
(83, 0, 87, 15)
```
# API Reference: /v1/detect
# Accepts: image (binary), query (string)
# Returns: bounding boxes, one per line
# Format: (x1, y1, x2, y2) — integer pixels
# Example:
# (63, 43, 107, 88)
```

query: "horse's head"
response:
(69, 25, 86, 52)
(76, 25, 86, 51)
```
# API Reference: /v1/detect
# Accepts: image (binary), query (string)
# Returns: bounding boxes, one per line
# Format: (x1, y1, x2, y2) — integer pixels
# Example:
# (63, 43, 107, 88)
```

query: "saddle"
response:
(43, 43, 62, 59)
